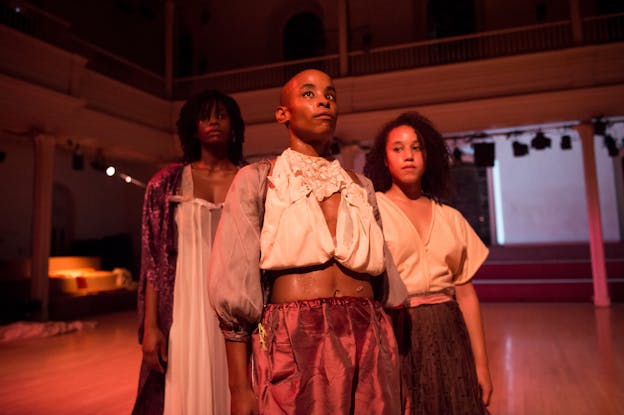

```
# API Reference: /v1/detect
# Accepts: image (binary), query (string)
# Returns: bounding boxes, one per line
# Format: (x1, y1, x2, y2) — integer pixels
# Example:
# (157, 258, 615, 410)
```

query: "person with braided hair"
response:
(132, 90, 245, 415)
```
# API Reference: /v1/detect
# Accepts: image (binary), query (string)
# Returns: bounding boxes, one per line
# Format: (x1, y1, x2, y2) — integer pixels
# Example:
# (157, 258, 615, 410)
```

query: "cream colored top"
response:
(260, 148, 386, 276)
(207, 161, 407, 342)
(376, 192, 488, 295)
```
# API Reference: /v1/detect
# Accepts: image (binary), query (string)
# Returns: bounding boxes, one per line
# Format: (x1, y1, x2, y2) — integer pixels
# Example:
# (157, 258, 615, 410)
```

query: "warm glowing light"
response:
(106, 166, 116, 176)
(125, 176, 132, 183)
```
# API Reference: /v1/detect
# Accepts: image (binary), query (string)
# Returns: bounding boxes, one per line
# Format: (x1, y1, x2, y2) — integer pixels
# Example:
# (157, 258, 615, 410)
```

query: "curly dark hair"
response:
(176, 90, 245, 164)
(364, 111, 452, 200)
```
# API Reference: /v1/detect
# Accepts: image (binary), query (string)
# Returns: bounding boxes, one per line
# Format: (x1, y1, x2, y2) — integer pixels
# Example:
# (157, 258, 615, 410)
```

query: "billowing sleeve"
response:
(357, 173, 407, 308)
(453, 212, 489, 286)
(208, 163, 268, 342)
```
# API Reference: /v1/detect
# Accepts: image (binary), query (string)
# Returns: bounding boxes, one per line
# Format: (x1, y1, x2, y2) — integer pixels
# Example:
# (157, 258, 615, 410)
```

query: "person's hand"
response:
(476, 365, 493, 406)
(142, 326, 167, 373)
(230, 386, 258, 415)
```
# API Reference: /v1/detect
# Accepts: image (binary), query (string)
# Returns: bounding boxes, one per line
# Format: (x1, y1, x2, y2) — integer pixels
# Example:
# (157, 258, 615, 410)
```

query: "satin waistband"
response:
(392, 287, 455, 309)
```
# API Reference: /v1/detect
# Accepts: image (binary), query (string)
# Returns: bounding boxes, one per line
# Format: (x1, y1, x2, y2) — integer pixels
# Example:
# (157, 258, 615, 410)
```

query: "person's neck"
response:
(192, 146, 233, 171)
(387, 182, 423, 201)
(289, 137, 332, 159)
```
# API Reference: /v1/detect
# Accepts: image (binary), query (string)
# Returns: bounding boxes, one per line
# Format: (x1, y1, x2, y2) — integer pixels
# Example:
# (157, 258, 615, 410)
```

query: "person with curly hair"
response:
(132, 90, 245, 415)
(364, 112, 493, 415)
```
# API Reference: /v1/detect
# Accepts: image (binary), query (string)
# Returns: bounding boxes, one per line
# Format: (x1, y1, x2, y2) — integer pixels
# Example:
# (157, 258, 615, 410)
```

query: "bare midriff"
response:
(269, 261, 374, 303)
(269, 191, 375, 304)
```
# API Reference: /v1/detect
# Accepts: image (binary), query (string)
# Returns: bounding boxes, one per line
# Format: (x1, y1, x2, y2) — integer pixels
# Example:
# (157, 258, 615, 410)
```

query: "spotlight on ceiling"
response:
(512, 141, 529, 157)
(531, 131, 551, 150)
(72, 145, 84, 170)
(604, 135, 619, 157)
(472, 142, 495, 167)
(91, 148, 107, 171)
(560, 135, 572, 150)
(593, 118, 607, 136)
(106, 166, 116, 177)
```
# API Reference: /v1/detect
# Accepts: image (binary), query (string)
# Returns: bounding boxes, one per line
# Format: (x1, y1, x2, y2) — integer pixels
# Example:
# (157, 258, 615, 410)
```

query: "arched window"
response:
(427, 0, 475, 39)
(283, 12, 326, 60)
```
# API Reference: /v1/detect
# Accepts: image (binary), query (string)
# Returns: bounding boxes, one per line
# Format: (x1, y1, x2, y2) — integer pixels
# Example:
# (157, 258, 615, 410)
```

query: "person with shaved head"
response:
(208, 69, 406, 414)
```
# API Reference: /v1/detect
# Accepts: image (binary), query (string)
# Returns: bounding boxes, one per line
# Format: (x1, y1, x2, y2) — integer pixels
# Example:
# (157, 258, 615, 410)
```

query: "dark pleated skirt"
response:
(388, 301, 488, 415)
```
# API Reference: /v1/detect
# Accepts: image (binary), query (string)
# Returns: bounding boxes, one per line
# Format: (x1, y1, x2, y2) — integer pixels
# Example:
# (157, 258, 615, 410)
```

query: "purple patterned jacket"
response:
(133, 163, 183, 415)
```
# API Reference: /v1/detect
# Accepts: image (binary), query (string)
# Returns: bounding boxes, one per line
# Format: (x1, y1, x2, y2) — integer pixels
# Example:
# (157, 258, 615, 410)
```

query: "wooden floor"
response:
(0, 303, 622, 415)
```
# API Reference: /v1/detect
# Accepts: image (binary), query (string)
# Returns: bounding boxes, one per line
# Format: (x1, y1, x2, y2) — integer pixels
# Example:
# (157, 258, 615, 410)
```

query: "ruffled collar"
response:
(282, 148, 347, 201)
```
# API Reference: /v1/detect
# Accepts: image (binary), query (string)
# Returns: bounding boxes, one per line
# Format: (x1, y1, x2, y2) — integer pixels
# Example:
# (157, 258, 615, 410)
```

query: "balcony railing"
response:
(348, 20, 573, 75)
(0, 0, 165, 96)
(173, 55, 341, 98)
(175, 12, 624, 97)
(1, 0, 623, 99)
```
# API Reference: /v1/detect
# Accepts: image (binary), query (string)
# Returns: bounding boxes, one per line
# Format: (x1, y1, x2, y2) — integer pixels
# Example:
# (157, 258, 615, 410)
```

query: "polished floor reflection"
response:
(0, 303, 622, 415)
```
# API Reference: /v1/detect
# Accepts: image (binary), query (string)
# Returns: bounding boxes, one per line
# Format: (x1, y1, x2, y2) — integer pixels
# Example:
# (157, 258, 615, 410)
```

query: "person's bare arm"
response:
(456, 282, 493, 406)
(226, 341, 258, 415)
(141, 281, 167, 373)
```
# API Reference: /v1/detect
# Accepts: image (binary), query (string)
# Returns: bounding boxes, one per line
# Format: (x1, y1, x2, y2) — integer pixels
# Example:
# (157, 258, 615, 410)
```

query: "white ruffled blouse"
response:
(260, 148, 386, 276)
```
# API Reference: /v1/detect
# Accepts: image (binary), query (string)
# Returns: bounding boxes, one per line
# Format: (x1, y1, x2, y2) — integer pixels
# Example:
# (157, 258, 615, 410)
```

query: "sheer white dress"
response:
(164, 165, 230, 415)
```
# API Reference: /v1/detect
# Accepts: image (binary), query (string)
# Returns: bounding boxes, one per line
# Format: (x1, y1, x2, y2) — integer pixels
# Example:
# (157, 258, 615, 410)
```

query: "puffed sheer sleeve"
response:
(357, 173, 407, 308)
(208, 162, 270, 342)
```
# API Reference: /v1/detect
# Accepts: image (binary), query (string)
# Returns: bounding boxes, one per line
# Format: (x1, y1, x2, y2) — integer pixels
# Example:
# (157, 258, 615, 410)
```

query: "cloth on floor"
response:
(0, 320, 98, 343)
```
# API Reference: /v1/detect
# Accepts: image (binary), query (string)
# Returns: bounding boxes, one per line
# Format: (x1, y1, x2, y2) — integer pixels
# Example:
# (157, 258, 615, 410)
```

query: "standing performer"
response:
(209, 69, 406, 415)
(364, 111, 493, 415)
(133, 90, 245, 414)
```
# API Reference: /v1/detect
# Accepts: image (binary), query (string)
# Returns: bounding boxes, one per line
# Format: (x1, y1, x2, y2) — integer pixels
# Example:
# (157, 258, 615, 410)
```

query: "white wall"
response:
(493, 129, 620, 244)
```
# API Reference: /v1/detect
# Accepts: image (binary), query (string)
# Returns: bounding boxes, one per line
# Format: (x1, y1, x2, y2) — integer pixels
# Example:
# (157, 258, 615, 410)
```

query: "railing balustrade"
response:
(1, 1, 622, 98)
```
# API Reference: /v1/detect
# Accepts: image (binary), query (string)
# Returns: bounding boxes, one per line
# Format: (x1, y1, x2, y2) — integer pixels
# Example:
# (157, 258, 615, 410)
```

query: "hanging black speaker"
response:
(472, 142, 495, 167)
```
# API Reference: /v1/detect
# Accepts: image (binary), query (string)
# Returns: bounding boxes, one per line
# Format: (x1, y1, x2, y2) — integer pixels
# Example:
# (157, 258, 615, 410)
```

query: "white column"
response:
(31, 134, 56, 321)
(338, 0, 349, 77)
(576, 122, 610, 307)
(165, 0, 175, 98)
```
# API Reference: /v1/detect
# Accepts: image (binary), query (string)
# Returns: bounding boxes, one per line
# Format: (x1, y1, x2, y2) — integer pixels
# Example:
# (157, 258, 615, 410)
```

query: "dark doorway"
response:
(449, 164, 491, 246)
(51, 183, 75, 256)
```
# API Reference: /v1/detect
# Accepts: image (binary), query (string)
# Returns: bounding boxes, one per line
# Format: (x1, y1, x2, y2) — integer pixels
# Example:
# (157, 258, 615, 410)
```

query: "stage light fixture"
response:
(91, 148, 107, 171)
(472, 142, 495, 167)
(560, 135, 572, 150)
(512, 141, 529, 157)
(604, 135, 618, 157)
(531, 131, 551, 150)
(72, 145, 84, 170)
(593, 118, 607, 136)
(106, 166, 116, 176)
